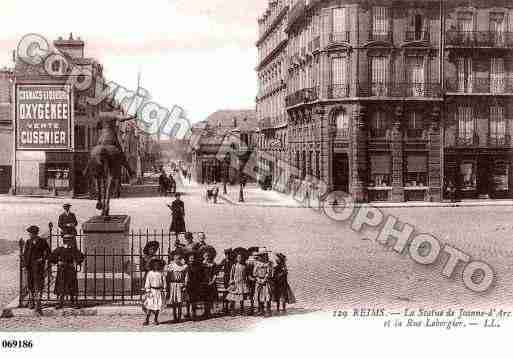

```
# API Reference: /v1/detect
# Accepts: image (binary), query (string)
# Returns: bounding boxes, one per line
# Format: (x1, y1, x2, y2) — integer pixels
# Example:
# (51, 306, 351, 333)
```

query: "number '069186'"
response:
(2, 339, 33, 350)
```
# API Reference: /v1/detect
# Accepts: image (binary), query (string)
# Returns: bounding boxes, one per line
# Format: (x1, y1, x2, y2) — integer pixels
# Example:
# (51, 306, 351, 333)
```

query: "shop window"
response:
(406, 155, 428, 187)
(370, 154, 391, 187)
(45, 165, 70, 190)
(459, 162, 477, 191)
(492, 161, 509, 192)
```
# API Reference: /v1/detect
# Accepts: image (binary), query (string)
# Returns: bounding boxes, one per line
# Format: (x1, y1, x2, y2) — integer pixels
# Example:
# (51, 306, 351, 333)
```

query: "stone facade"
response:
(256, 0, 513, 202)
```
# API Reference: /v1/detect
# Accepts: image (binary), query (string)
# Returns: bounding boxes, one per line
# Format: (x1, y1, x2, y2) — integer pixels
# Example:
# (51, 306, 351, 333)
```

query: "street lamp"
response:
(223, 153, 230, 195)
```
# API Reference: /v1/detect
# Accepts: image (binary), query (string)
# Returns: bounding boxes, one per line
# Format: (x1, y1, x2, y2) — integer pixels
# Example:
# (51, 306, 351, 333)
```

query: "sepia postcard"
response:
(0, 0, 512, 357)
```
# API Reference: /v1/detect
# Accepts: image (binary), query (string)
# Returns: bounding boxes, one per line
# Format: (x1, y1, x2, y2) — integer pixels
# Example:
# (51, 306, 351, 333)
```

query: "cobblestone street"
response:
(1, 182, 513, 330)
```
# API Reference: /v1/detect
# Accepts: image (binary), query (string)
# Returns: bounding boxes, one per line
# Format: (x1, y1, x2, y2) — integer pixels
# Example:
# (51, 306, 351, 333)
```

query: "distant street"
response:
(1, 181, 513, 329)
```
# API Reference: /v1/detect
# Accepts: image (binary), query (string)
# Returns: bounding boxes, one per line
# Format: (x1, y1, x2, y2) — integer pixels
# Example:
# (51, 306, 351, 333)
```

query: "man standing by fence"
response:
(22, 225, 51, 315)
(58, 203, 78, 236)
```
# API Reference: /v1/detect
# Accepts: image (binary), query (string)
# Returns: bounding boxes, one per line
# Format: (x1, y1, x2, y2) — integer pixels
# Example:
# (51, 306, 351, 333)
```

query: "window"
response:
(332, 7, 349, 42)
(457, 57, 473, 93)
(490, 12, 505, 44)
(457, 12, 474, 33)
(457, 106, 475, 144)
(370, 154, 391, 187)
(371, 56, 389, 96)
(490, 106, 506, 143)
(460, 162, 476, 190)
(406, 56, 425, 96)
(490, 58, 505, 94)
(492, 161, 509, 192)
(408, 111, 424, 138)
(331, 57, 348, 97)
(371, 111, 388, 138)
(372, 7, 390, 37)
(335, 112, 349, 137)
(406, 155, 428, 187)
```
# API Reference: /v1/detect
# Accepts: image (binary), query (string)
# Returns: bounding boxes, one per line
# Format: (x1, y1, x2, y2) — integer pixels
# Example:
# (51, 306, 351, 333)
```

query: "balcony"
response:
(488, 135, 511, 147)
(336, 128, 350, 139)
(368, 31, 393, 43)
(358, 82, 442, 98)
(328, 32, 350, 44)
(446, 31, 513, 48)
(445, 77, 513, 94)
(327, 84, 350, 99)
(285, 87, 319, 107)
(370, 128, 388, 139)
(406, 128, 426, 139)
(455, 134, 479, 147)
(405, 30, 430, 42)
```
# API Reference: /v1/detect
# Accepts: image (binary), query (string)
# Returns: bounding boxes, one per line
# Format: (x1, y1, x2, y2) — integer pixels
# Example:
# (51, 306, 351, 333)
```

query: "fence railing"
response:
(327, 83, 350, 99)
(368, 31, 393, 43)
(18, 228, 229, 309)
(445, 77, 513, 94)
(328, 32, 350, 44)
(285, 87, 319, 107)
(405, 30, 430, 42)
(446, 30, 513, 48)
(358, 82, 442, 98)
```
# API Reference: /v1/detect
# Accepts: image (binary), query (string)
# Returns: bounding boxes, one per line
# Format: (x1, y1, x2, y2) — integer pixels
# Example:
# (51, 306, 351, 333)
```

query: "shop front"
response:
(444, 150, 512, 199)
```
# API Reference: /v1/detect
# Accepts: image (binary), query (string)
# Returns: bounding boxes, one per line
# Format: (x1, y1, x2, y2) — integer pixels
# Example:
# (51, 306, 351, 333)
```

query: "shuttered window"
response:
(331, 57, 348, 85)
(407, 56, 425, 96)
(457, 57, 472, 93)
(491, 58, 505, 94)
(371, 56, 389, 96)
(332, 7, 348, 34)
(490, 106, 506, 139)
(457, 106, 474, 140)
(372, 7, 390, 35)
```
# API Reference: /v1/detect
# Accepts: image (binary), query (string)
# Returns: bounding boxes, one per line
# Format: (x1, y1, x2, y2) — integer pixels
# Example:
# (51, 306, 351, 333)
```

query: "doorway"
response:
(332, 153, 349, 192)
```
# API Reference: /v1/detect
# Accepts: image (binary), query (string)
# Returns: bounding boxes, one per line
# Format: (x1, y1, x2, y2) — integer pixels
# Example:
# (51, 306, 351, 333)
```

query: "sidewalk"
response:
(217, 185, 513, 209)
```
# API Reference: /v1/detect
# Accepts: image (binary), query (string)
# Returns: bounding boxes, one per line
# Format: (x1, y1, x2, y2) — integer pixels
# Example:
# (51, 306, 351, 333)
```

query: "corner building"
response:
(257, 0, 513, 202)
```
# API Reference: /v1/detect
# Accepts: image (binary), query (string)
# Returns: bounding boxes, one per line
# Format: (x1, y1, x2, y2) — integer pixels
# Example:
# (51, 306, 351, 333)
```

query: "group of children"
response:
(141, 240, 295, 326)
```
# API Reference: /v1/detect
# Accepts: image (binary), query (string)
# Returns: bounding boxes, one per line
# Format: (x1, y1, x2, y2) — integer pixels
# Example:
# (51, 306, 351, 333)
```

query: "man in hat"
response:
(49, 234, 84, 309)
(22, 225, 51, 315)
(58, 203, 78, 236)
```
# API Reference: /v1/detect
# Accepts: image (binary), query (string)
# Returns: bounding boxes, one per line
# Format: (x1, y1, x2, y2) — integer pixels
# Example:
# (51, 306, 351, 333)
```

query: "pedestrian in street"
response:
(185, 252, 202, 321)
(159, 170, 168, 196)
(168, 193, 186, 241)
(22, 225, 51, 315)
(143, 258, 166, 326)
(272, 253, 295, 314)
(253, 251, 273, 317)
(58, 203, 78, 236)
(212, 184, 219, 204)
(201, 251, 218, 319)
(49, 234, 85, 309)
(227, 253, 250, 316)
(166, 252, 188, 323)
(169, 173, 176, 195)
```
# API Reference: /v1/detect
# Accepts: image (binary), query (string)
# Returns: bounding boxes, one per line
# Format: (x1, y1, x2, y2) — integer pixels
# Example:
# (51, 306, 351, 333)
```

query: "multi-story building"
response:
(443, 2, 513, 199)
(256, 0, 291, 190)
(257, 0, 513, 203)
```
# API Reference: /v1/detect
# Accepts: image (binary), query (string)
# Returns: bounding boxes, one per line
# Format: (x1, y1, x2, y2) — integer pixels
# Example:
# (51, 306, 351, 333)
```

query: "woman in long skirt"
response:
(185, 252, 202, 320)
(166, 252, 188, 323)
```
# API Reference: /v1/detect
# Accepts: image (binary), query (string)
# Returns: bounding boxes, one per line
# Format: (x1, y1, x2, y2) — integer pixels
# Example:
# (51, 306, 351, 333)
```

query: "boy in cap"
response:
(58, 203, 78, 236)
(49, 234, 85, 309)
(22, 225, 51, 315)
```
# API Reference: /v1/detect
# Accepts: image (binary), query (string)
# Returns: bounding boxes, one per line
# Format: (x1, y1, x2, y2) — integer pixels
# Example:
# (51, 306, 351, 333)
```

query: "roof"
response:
(204, 109, 257, 132)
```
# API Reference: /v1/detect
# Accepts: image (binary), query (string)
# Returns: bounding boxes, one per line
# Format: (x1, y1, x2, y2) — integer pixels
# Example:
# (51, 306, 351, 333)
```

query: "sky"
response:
(0, 0, 269, 123)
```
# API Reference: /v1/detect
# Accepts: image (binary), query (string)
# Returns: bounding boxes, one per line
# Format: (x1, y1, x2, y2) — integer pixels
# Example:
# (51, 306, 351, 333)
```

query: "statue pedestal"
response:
(79, 215, 133, 296)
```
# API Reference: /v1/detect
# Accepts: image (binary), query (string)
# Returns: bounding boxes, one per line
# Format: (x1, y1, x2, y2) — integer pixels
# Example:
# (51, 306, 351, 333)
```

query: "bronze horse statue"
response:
(84, 113, 136, 218)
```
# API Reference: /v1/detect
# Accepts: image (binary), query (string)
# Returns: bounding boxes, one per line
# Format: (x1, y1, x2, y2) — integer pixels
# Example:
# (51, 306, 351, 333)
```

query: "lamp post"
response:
(223, 153, 230, 195)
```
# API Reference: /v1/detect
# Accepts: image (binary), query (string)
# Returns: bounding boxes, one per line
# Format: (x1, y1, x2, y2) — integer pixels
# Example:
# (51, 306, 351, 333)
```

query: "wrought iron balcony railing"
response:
(285, 87, 319, 107)
(488, 134, 511, 147)
(368, 31, 393, 43)
(406, 128, 425, 139)
(327, 84, 350, 99)
(358, 82, 442, 98)
(370, 128, 388, 139)
(328, 32, 350, 44)
(405, 30, 430, 42)
(445, 77, 513, 94)
(455, 134, 479, 147)
(336, 128, 350, 138)
(446, 30, 513, 48)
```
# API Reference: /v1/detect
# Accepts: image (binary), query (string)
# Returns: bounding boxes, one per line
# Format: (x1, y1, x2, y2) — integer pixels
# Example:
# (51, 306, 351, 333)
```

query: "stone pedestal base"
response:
(80, 215, 132, 297)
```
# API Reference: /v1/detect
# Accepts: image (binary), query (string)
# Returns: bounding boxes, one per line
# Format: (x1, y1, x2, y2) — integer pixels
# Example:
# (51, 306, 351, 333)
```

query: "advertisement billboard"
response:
(15, 84, 72, 150)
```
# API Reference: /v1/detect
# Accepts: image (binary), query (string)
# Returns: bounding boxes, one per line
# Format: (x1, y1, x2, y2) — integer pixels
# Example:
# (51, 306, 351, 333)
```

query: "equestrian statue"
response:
(84, 112, 136, 219)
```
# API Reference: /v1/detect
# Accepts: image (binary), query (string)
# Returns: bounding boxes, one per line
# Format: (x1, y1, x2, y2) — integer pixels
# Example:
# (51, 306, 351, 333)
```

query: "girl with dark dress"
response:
(201, 251, 218, 319)
(272, 253, 296, 313)
(168, 193, 186, 241)
(185, 253, 202, 320)
(49, 235, 85, 309)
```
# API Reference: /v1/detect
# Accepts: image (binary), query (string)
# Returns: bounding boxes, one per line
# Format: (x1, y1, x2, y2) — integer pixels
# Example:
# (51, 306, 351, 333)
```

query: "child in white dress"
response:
(143, 258, 166, 326)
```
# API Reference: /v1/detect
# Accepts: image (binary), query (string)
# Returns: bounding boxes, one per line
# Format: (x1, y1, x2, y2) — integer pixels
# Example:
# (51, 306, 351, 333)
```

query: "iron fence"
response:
(18, 228, 228, 310)
(446, 30, 513, 48)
